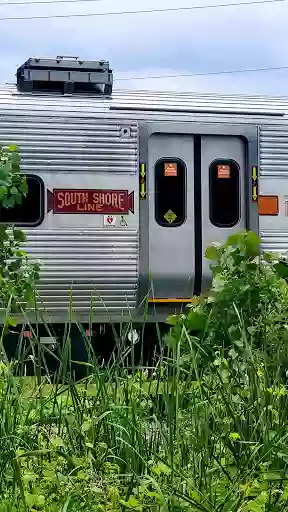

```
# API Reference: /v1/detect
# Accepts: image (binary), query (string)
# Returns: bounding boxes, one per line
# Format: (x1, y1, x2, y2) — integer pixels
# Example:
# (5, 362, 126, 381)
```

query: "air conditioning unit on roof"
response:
(16, 56, 113, 95)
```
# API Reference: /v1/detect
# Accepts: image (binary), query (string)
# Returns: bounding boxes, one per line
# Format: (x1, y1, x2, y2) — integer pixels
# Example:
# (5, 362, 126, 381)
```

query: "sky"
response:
(1, 0, 288, 96)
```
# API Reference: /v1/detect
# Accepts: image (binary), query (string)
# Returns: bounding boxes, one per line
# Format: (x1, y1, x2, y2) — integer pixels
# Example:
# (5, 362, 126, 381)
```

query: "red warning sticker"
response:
(164, 163, 177, 177)
(217, 165, 231, 179)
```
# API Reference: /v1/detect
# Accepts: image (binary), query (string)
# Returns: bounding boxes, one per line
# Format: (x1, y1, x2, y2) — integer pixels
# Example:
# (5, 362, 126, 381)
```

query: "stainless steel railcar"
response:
(1, 57, 287, 337)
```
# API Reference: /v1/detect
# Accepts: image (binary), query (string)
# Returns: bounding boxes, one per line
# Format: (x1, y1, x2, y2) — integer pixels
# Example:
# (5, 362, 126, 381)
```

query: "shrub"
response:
(167, 231, 288, 374)
(1, 231, 288, 511)
(0, 145, 40, 315)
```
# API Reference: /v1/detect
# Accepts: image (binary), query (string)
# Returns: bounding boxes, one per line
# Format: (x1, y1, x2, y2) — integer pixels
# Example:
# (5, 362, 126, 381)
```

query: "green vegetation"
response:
(0, 145, 39, 315)
(0, 231, 288, 510)
(1, 147, 288, 509)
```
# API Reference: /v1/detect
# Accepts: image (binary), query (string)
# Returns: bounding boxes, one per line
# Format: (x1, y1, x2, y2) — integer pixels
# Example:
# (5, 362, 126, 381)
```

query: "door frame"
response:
(138, 121, 259, 309)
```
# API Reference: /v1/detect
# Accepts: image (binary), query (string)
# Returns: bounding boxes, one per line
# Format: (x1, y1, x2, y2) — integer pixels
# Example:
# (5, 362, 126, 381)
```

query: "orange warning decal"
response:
(164, 162, 177, 177)
(217, 165, 230, 179)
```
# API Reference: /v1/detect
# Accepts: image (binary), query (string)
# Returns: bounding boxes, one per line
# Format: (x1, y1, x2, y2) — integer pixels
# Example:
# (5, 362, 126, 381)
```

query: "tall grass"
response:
(1, 231, 288, 510)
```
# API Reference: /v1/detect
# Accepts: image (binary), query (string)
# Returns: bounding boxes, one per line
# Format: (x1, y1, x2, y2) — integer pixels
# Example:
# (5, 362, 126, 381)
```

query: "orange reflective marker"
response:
(149, 298, 190, 303)
(148, 298, 198, 304)
(258, 195, 279, 215)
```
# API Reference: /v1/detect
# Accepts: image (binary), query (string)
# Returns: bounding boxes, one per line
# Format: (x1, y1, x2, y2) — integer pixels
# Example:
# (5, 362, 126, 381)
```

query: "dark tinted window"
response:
(155, 158, 186, 227)
(209, 159, 240, 227)
(0, 175, 44, 226)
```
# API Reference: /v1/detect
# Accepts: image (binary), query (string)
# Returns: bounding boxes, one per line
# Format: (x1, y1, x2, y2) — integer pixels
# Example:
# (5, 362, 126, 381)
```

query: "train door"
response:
(147, 133, 195, 300)
(201, 136, 246, 290)
(143, 124, 255, 304)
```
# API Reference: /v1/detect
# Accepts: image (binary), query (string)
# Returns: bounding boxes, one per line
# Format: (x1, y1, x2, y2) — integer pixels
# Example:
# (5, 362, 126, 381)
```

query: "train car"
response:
(0, 56, 287, 355)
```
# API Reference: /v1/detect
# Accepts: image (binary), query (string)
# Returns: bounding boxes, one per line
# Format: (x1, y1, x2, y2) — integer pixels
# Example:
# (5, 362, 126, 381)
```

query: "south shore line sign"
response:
(47, 189, 134, 214)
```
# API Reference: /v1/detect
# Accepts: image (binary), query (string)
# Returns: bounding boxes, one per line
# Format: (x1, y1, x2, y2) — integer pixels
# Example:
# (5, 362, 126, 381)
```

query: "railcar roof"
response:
(1, 85, 288, 117)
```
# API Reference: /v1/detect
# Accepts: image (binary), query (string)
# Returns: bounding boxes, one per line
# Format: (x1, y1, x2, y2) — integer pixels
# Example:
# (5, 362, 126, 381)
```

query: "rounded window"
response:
(0, 174, 44, 226)
(155, 158, 186, 227)
(209, 159, 240, 227)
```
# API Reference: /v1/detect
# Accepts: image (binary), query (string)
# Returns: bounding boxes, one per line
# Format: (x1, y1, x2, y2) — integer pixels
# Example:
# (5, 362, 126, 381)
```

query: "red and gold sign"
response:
(164, 162, 177, 177)
(47, 189, 134, 214)
(217, 165, 231, 179)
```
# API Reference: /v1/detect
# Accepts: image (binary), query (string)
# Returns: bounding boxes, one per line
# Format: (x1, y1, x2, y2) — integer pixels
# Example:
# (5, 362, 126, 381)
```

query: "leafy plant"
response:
(167, 231, 288, 363)
(0, 145, 40, 313)
(0, 145, 28, 209)
(1, 231, 288, 510)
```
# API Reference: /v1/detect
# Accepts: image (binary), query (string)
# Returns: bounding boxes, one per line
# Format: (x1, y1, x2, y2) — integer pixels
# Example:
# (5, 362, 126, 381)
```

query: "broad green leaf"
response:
(274, 261, 288, 279)
(163, 332, 179, 348)
(0, 186, 7, 199)
(226, 232, 243, 247)
(0, 230, 9, 241)
(2, 196, 15, 208)
(186, 310, 207, 332)
(14, 194, 23, 205)
(50, 436, 65, 448)
(205, 245, 219, 260)
(10, 186, 18, 196)
(15, 250, 26, 257)
(211, 264, 222, 276)
(25, 493, 45, 507)
(8, 259, 22, 272)
(220, 368, 230, 383)
(166, 314, 181, 326)
(22, 471, 37, 484)
(19, 180, 28, 196)
(263, 251, 275, 262)
(245, 231, 261, 256)
(76, 470, 86, 480)
(228, 348, 238, 359)
(6, 317, 18, 327)
(13, 229, 26, 242)
(151, 462, 171, 475)
(247, 503, 264, 512)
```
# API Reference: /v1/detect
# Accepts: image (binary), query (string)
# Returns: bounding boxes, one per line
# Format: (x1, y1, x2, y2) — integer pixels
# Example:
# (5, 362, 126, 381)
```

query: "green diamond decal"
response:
(164, 210, 177, 223)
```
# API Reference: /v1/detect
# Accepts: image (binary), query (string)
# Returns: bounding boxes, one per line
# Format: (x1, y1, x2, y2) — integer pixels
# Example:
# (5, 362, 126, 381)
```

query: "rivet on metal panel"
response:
(120, 126, 131, 138)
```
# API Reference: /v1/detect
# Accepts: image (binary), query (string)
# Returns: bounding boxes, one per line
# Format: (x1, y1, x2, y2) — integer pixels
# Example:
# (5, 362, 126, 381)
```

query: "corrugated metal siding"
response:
(260, 126, 288, 177)
(26, 229, 138, 312)
(109, 90, 288, 126)
(2, 85, 288, 319)
(0, 88, 140, 319)
(3, 85, 288, 116)
(111, 89, 288, 115)
(0, 89, 138, 174)
(261, 231, 288, 255)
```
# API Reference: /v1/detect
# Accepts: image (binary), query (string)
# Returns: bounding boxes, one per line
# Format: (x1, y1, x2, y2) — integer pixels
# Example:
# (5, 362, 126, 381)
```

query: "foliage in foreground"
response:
(2, 232, 288, 510)
(0, 145, 40, 314)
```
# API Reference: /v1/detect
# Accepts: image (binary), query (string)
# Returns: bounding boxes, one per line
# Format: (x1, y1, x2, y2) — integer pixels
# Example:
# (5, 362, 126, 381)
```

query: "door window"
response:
(209, 159, 240, 227)
(155, 158, 186, 227)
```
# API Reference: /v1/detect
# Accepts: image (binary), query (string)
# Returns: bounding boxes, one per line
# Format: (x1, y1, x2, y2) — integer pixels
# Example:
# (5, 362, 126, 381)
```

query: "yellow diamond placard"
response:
(164, 210, 177, 223)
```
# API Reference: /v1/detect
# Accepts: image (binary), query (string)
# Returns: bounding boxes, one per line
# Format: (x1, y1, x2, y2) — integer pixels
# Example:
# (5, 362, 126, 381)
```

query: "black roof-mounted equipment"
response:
(16, 56, 113, 95)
